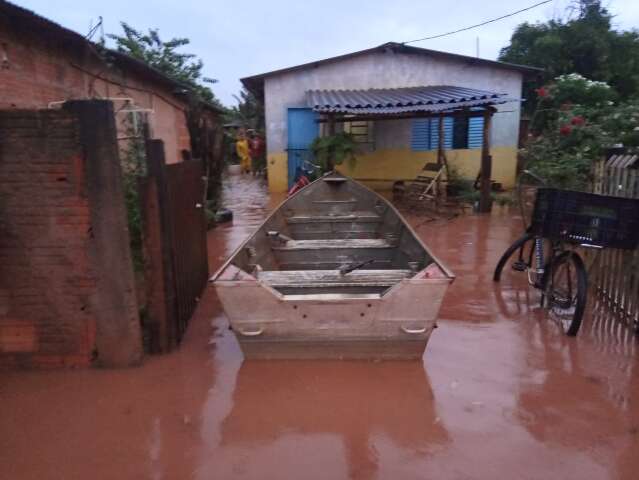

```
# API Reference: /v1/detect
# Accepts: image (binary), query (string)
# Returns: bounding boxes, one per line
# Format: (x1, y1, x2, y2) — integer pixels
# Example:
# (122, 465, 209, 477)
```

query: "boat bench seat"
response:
(258, 269, 413, 288)
(285, 211, 381, 224)
(272, 239, 392, 251)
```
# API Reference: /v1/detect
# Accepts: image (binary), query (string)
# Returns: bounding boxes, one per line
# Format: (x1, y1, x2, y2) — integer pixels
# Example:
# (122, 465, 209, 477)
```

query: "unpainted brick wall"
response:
(0, 104, 142, 368)
(0, 110, 96, 367)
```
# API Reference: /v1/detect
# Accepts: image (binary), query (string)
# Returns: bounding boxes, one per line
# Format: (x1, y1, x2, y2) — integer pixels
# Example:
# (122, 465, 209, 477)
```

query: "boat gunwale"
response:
(214, 275, 452, 304)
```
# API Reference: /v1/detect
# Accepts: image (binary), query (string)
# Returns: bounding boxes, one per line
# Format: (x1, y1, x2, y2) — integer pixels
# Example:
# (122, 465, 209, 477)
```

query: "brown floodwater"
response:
(2, 174, 639, 480)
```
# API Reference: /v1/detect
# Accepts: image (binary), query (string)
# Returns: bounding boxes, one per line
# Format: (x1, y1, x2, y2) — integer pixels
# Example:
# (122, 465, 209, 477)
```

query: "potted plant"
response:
(310, 132, 358, 172)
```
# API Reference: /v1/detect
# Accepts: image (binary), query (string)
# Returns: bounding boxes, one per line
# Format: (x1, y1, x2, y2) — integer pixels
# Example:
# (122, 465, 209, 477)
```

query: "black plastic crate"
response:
(530, 188, 639, 250)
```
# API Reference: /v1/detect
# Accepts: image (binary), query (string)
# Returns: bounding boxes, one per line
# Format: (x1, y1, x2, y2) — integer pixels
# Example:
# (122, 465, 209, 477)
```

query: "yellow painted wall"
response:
(267, 147, 518, 193)
(340, 146, 518, 190)
(267, 152, 289, 193)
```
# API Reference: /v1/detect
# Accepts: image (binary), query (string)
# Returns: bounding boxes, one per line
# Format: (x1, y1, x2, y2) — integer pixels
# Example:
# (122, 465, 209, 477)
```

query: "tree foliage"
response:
(499, 1, 639, 109)
(108, 22, 221, 105)
(226, 88, 264, 130)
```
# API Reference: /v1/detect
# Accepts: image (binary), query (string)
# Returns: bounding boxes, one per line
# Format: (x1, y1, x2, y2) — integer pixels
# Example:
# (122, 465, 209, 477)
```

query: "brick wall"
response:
(0, 110, 95, 367)
(0, 102, 142, 368)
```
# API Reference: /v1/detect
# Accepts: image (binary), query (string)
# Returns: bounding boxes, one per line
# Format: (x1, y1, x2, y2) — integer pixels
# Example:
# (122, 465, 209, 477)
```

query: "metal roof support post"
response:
(437, 114, 449, 205)
(478, 108, 494, 213)
(327, 113, 336, 171)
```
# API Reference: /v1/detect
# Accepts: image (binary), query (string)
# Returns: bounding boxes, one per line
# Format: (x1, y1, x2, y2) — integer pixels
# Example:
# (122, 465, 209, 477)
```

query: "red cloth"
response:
(288, 176, 310, 196)
(249, 136, 265, 159)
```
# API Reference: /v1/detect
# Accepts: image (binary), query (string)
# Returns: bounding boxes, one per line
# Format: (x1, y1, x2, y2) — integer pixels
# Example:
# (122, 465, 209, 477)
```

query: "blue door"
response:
(287, 108, 318, 187)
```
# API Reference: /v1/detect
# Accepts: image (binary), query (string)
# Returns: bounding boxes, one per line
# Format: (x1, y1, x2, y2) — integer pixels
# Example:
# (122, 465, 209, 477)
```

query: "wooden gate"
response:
(592, 155, 639, 329)
(140, 140, 209, 352)
(165, 160, 209, 339)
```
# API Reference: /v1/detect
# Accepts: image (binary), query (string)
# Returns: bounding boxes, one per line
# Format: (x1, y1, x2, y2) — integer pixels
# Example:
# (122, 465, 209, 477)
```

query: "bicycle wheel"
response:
(493, 232, 535, 282)
(542, 251, 587, 336)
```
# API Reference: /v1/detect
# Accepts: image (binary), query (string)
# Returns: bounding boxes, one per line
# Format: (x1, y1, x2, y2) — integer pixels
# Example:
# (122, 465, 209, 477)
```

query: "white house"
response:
(242, 42, 541, 193)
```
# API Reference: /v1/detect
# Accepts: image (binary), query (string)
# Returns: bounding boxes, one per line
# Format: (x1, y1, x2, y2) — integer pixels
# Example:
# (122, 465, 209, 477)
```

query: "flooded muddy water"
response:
(2, 174, 639, 479)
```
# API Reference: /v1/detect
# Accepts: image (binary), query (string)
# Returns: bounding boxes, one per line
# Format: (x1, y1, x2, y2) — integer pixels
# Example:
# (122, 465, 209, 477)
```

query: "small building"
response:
(242, 42, 541, 193)
(0, 0, 207, 165)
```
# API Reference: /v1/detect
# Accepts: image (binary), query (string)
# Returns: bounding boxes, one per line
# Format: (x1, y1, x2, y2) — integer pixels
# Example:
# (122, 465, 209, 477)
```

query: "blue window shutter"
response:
(411, 119, 431, 151)
(430, 117, 454, 150)
(468, 116, 484, 149)
(430, 119, 439, 150)
(444, 117, 453, 149)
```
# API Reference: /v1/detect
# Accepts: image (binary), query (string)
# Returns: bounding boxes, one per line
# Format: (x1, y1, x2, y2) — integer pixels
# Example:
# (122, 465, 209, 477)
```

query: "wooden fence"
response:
(139, 140, 209, 352)
(592, 158, 639, 329)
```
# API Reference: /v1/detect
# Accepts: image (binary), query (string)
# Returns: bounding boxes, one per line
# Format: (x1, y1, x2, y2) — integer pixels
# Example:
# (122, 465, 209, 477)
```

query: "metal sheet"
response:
(306, 85, 515, 115)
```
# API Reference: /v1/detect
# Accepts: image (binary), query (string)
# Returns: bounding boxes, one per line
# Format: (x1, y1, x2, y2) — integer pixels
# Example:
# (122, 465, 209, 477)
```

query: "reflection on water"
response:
(513, 301, 639, 479)
(220, 361, 448, 480)
(210, 174, 283, 264)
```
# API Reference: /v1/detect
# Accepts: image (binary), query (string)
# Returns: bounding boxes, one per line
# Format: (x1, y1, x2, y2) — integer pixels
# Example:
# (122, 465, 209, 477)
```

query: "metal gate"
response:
(140, 140, 209, 352)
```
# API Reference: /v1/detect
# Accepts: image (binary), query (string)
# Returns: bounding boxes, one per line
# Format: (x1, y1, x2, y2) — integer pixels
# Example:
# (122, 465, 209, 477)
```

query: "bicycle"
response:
(288, 160, 321, 196)
(493, 170, 639, 336)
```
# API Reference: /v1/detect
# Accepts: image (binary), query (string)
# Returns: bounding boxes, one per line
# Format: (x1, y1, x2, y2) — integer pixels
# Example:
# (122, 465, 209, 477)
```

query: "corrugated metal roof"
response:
(306, 86, 513, 115)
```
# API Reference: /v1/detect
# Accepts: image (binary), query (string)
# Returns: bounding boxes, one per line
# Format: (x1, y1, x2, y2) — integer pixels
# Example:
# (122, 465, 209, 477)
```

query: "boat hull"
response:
(215, 269, 449, 360)
(235, 338, 431, 360)
(212, 173, 453, 360)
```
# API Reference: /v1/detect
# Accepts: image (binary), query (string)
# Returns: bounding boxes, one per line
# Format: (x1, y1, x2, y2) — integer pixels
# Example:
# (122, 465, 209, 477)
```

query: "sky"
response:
(12, 0, 639, 106)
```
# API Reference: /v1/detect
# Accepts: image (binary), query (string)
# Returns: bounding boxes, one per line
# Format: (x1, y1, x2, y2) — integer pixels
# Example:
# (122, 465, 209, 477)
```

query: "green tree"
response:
(226, 87, 264, 130)
(499, 1, 639, 110)
(108, 22, 221, 105)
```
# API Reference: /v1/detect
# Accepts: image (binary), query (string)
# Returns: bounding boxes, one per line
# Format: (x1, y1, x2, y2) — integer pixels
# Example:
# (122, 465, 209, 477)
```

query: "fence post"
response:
(64, 100, 143, 367)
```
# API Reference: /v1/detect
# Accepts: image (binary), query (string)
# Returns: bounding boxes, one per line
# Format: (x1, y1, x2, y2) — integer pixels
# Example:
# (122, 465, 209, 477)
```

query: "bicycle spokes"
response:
(546, 253, 586, 336)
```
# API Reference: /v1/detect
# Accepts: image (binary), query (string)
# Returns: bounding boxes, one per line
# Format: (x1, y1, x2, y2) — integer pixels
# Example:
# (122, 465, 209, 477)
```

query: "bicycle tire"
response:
(493, 232, 535, 282)
(542, 251, 587, 336)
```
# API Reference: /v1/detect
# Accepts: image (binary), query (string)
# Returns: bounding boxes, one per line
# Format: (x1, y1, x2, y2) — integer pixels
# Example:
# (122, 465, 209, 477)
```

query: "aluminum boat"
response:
(212, 172, 454, 359)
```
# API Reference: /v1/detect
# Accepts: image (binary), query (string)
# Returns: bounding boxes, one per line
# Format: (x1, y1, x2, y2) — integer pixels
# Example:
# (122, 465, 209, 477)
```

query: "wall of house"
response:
(0, 22, 190, 164)
(0, 103, 143, 368)
(334, 117, 516, 190)
(263, 49, 523, 192)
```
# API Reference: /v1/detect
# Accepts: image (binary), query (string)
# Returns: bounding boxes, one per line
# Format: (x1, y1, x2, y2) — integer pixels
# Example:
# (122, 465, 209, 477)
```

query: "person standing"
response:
(236, 129, 251, 174)
(249, 130, 265, 175)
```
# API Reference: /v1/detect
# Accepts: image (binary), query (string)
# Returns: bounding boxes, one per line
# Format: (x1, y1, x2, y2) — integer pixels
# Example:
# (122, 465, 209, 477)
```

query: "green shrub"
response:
(523, 73, 639, 189)
(310, 132, 357, 171)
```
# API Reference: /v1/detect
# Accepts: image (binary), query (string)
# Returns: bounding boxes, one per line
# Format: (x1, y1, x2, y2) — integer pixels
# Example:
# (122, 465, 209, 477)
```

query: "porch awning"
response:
(306, 86, 514, 115)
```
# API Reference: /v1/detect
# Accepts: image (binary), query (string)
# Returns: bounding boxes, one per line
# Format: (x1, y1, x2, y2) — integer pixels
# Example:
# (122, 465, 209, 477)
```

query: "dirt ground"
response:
(2, 174, 638, 480)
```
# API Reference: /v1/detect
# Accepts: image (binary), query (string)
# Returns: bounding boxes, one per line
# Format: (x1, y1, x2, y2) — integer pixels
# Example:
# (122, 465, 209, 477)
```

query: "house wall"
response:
(0, 21, 190, 164)
(263, 50, 523, 192)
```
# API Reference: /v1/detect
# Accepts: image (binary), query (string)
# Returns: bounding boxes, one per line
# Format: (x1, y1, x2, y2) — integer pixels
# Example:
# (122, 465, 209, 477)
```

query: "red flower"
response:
(535, 87, 548, 98)
(559, 125, 572, 136)
(570, 115, 585, 126)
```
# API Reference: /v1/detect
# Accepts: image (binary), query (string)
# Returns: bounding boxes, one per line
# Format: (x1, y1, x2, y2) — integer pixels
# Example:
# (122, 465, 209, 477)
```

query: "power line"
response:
(403, 0, 553, 44)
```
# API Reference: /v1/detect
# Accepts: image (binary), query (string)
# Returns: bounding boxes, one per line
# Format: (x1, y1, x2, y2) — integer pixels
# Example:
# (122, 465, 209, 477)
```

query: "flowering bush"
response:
(522, 73, 639, 189)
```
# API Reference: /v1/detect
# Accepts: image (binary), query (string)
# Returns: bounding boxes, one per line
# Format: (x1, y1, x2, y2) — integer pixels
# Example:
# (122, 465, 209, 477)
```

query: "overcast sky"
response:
(13, 0, 639, 106)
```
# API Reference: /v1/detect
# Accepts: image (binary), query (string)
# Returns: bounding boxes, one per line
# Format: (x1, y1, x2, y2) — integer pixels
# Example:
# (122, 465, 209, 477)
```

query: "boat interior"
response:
(226, 174, 443, 297)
